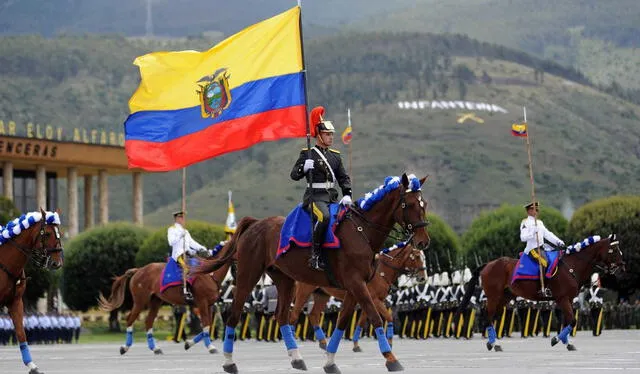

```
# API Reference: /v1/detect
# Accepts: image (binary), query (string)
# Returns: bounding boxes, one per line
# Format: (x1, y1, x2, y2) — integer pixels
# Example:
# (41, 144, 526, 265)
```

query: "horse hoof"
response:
(223, 363, 238, 374)
(494, 345, 503, 352)
(120, 346, 128, 355)
(567, 344, 577, 351)
(291, 359, 308, 371)
(208, 347, 218, 354)
(352, 346, 363, 353)
(184, 341, 192, 351)
(153, 348, 163, 355)
(319, 341, 327, 351)
(551, 337, 559, 347)
(386, 360, 404, 372)
(486, 342, 493, 351)
(29, 368, 43, 374)
(323, 363, 341, 374)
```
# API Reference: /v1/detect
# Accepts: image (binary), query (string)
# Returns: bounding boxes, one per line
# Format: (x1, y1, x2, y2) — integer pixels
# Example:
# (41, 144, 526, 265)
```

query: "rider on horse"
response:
(167, 211, 208, 301)
(520, 201, 565, 296)
(290, 106, 352, 270)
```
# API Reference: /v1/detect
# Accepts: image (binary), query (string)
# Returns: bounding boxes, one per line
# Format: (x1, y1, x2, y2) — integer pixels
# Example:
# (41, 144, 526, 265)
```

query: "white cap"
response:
(463, 267, 472, 283)
(452, 270, 462, 285)
(263, 274, 273, 286)
(223, 270, 233, 284)
(432, 273, 441, 287)
(440, 272, 450, 286)
(427, 275, 434, 285)
(591, 273, 600, 285)
(397, 274, 409, 287)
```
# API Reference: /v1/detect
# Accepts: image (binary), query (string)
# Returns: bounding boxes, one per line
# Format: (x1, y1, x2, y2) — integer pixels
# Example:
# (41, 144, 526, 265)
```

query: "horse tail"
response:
(98, 268, 138, 312)
(455, 263, 487, 316)
(194, 216, 258, 274)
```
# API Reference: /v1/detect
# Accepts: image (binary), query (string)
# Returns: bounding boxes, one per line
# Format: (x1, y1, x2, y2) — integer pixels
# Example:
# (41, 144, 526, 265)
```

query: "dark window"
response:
(11, 170, 58, 214)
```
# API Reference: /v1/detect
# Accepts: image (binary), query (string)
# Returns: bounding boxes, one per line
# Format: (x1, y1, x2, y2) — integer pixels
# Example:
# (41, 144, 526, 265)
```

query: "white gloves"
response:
(303, 159, 314, 173)
(339, 195, 352, 206)
(557, 240, 565, 247)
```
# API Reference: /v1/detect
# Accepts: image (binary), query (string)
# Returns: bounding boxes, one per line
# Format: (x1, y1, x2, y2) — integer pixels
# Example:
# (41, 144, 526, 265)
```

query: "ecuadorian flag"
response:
(341, 125, 352, 145)
(124, 7, 306, 171)
(511, 122, 527, 137)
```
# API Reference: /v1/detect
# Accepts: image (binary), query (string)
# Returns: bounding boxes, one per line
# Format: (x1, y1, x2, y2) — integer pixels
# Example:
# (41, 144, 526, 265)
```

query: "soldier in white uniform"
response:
(586, 273, 605, 336)
(167, 211, 208, 301)
(520, 202, 565, 297)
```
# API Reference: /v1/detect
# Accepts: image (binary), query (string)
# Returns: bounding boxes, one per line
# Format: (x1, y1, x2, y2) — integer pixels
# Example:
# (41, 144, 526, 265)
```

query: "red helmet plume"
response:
(309, 106, 325, 137)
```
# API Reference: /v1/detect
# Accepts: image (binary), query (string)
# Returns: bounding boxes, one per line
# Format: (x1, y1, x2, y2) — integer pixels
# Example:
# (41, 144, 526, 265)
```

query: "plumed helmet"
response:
(440, 271, 450, 286)
(463, 267, 472, 283)
(432, 273, 441, 287)
(309, 106, 335, 137)
(427, 275, 434, 286)
(452, 270, 462, 285)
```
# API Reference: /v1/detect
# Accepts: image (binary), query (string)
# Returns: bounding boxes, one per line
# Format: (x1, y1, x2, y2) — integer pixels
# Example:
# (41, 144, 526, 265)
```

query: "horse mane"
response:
(563, 235, 602, 255)
(0, 211, 61, 246)
(356, 174, 421, 211)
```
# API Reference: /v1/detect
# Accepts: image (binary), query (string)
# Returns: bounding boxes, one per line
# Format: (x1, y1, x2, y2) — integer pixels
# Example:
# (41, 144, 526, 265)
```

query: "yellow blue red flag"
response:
(124, 7, 306, 171)
(511, 122, 527, 137)
(341, 126, 352, 145)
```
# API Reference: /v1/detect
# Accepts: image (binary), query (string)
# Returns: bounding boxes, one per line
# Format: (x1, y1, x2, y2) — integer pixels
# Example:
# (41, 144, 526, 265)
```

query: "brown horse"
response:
(195, 173, 430, 374)
(98, 244, 237, 355)
(457, 234, 624, 352)
(289, 243, 427, 353)
(0, 209, 64, 374)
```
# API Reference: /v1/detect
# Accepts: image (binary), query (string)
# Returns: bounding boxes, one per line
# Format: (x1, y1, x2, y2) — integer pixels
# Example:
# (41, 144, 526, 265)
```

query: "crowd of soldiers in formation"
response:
(180, 269, 639, 342)
(0, 312, 82, 346)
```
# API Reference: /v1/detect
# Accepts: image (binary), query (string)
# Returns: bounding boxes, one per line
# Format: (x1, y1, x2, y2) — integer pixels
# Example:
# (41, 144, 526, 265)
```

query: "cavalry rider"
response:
(520, 201, 565, 296)
(167, 210, 208, 301)
(290, 106, 352, 270)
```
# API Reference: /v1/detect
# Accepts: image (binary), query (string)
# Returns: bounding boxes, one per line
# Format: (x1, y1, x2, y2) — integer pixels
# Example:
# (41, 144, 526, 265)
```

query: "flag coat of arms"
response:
(124, 7, 306, 171)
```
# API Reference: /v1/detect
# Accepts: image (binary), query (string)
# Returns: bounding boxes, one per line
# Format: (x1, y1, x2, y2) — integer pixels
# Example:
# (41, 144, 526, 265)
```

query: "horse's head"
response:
(21, 208, 64, 269)
(392, 173, 430, 250)
(595, 234, 625, 276)
(380, 243, 428, 283)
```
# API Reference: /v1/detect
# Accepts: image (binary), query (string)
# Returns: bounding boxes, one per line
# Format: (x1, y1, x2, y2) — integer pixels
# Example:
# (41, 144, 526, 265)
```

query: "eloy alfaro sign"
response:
(397, 100, 508, 113)
(0, 120, 124, 147)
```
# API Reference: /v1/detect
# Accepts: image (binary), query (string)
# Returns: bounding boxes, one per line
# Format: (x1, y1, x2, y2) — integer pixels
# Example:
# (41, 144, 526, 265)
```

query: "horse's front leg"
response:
(324, 293, 357, 374)
(9, 290, 42, 374)
(144, 298, 163, 355)
(551, 298, 577, 351)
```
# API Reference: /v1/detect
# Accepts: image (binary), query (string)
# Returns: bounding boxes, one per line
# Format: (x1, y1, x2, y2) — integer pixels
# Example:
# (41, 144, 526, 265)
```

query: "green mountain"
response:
(1, 33, 639, 232)
(352, 0, 640, 90)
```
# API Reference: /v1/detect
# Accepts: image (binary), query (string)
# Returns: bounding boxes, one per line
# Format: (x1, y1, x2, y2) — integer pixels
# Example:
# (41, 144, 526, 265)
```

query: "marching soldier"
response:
(520, 202, 565, 297)
(414, 275, 432, 339)
(290, 106, 352, 270)
(585, 273, 605, 336)
(440, 271, 455, 338)
(167, 211, 209, 302)
(516, 296, 534, 338)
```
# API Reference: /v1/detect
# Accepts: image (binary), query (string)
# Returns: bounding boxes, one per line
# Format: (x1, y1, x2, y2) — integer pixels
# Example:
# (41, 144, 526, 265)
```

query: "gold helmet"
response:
(309, 106, 335, 136)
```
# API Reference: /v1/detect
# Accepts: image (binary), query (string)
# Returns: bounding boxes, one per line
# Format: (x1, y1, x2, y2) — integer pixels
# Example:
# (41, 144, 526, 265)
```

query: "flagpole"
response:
(523, 107, 546, 294)
(347, 108, 353, 183)
(181, 167, 188, 293)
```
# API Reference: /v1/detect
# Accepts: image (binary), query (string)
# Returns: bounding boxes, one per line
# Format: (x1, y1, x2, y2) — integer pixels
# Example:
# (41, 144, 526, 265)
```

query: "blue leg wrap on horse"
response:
(146, 332, 156, 350)
(558, 325, 572, 344)
(193, 331, 204, 344)
(314, 325, 326, 341)
(487, 325, 497, 345)
(352, 326, 362, 342)
(125, 331, 133, 347)
(375, 327, 392, 353)
(203, 332, 212, 347)
(19, 342, 32, 365)
(223, 326, 235, 354)
(280, 324, 298, 350)
(386, 323, 394, 339)
(327, 328, 345, 354)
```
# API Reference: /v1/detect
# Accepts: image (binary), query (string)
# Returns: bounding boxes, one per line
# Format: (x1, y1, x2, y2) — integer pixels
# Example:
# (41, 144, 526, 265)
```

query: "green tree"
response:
(462, 204, 568, 263)
(135, 221, 226, 267)
(566, 196, 640, 296)
(61, 223, 150, 312)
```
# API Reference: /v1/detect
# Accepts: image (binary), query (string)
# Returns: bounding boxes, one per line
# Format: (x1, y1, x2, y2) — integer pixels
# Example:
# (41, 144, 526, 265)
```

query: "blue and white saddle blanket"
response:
(160, 257, 199, 293)
(511, 249, 561, 284)
(276, 203, 345, 259)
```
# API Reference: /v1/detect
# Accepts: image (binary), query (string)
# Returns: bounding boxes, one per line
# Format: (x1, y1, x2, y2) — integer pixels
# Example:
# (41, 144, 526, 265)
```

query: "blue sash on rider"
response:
(276, 203, 345, 259)
(160, 257, 199, 293)
(511, 250, 561, 284)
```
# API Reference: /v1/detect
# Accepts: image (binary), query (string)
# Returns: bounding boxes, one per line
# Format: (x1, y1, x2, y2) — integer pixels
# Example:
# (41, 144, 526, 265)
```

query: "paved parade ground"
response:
(1, 330, 639, 374)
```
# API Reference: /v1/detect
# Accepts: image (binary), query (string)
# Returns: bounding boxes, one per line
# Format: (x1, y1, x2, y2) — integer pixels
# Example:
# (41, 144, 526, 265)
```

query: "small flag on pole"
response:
(224, 190, 237, 235)
(342, 108, 353, 145)
(511, 122, 527, 137)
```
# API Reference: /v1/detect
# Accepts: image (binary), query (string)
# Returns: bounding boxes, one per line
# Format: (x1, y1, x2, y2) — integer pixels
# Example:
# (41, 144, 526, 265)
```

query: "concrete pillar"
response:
(36, 165, 46, 210)
(67, 167, 79, 237)
(132, 172, 143, 226)
(2, 161, 13, 199)
(98, 169, 109, 224)
(84, 175, 94, 229)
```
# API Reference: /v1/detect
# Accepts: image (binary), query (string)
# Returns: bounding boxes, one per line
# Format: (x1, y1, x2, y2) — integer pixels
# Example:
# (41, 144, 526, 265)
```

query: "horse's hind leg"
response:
(324, 293, 358, 374)
(308, 291, 330, 350)
(269, 269, 307, 371)
(551, 298, 577, 351)
(9, 294, 42, 373)
(484, 296, 506, 352)
(144, 297, 163, 355)
(185, 293, 218, 354)
(120, 299, 146, 355)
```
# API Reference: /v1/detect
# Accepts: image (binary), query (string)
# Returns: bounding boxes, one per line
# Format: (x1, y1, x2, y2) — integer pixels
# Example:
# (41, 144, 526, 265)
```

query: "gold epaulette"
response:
(329, 148, 340, 154)
(301, 148, 309, 151)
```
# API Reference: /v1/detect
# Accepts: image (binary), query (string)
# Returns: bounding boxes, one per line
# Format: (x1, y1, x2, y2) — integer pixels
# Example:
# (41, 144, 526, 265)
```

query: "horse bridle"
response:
(348, 188, 430, 246)
(380, 246, 427, 279)
(8, 220, 63, 269)
(562, 240, 623, 283)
